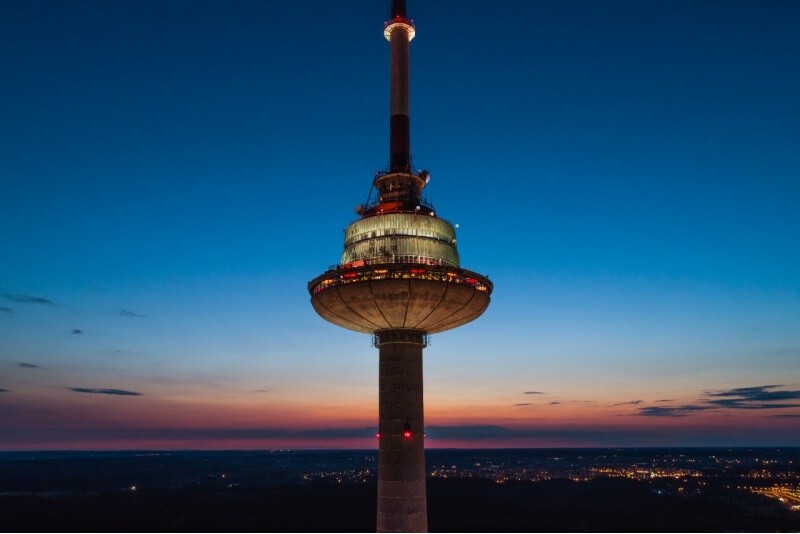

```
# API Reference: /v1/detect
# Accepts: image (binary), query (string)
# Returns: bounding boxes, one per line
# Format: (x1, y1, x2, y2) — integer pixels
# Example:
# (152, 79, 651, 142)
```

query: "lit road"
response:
(752, 488, 800, 507)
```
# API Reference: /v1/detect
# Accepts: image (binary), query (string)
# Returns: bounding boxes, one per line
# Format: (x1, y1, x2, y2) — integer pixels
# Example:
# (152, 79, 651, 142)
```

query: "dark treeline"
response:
(2, 450, 799, 532)
(2, 478, 798, 532)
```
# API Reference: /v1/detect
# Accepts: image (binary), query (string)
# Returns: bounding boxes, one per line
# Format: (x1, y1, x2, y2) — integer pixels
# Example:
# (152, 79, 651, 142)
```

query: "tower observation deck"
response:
(308, 1, 492, 531)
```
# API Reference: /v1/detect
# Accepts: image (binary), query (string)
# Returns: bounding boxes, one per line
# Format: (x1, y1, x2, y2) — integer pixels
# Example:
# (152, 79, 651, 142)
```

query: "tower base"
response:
(376, 329, 428, 533)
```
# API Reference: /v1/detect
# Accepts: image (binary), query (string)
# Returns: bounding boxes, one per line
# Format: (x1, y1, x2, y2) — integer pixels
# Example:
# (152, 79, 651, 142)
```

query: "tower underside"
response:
(310, 266, 491, 334)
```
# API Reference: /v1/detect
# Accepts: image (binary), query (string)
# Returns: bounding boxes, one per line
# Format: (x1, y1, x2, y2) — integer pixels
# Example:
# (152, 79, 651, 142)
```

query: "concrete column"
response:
(376, 329, 427, 533)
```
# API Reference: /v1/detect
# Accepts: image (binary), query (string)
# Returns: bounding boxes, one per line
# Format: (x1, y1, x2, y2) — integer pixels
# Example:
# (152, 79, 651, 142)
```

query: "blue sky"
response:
(1, 0, 799, 449)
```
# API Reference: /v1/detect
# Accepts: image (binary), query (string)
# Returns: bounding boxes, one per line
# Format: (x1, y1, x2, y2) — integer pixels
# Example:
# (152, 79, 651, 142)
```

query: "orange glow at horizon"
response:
(2, 384, 797, 451)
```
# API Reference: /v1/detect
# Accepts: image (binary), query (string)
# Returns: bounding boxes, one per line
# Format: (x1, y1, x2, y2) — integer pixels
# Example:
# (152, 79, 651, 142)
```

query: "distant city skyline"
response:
(2, 0, 799, 449)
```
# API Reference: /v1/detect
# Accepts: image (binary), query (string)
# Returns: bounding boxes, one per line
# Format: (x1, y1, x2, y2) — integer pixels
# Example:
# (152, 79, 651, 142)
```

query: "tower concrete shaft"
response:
(377, 329, 427, 533)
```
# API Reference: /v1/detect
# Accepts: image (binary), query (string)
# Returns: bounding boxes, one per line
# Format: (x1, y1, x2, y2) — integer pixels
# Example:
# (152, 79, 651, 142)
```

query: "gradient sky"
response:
(1, 0, 799, 450)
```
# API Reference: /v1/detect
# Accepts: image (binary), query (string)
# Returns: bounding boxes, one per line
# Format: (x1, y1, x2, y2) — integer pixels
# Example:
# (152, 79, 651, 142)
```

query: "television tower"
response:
(308, 1, 492, 531)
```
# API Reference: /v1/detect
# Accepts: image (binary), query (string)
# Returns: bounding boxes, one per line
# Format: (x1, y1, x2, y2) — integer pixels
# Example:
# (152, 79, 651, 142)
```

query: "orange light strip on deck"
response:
(311, 266, 491, 295)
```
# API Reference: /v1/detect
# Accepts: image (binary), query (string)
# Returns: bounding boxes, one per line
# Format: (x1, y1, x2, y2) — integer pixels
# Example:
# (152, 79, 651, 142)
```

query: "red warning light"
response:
(403, 420, 412, 440)
(376, 432, 381, 439)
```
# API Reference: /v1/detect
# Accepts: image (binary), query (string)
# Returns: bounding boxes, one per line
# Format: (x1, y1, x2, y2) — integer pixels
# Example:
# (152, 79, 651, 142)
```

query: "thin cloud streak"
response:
(0, 424, 726, 442)
(637, 385, 800, 417)
(18, 363, 40, 369)
(708, 385, 783, 397)
(705, 385, 800, 409)
(70, 388, 142, 396)
(6, 427, 796, 448)
(638, 405, 714, 417)
(2, 293, 53, 305)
